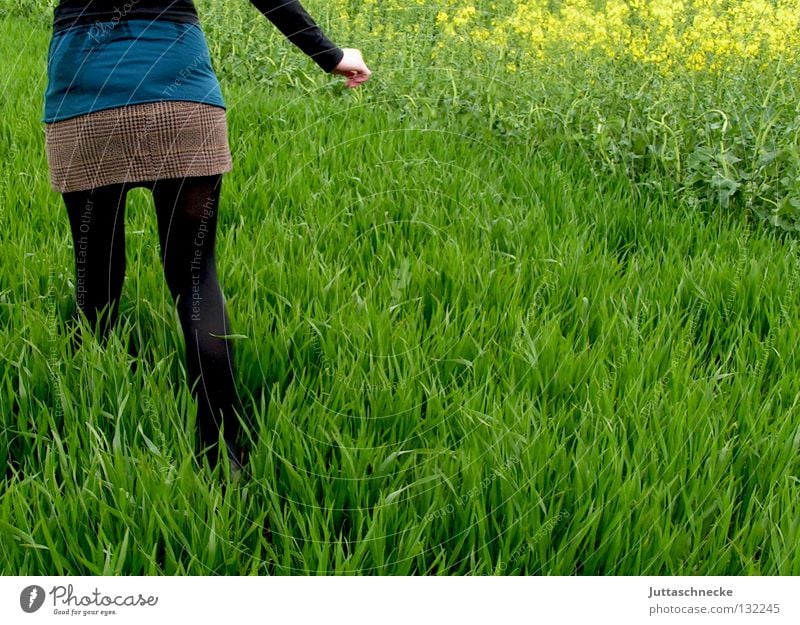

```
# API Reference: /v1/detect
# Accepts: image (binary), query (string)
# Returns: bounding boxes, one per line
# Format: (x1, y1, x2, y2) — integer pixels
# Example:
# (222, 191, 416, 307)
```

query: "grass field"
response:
(1, 1, 800, 574)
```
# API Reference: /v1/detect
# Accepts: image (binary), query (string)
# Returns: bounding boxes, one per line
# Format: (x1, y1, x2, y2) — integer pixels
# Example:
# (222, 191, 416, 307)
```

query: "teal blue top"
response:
(43, 19, 225, 123)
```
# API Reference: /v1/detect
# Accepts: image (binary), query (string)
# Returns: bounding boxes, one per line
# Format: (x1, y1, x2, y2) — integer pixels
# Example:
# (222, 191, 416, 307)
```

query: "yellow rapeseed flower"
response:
(327, 0, 800, 74)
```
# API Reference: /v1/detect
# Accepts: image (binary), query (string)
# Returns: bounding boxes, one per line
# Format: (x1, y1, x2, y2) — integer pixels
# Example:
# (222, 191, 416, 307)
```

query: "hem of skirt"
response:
(49, 162, 234, 194)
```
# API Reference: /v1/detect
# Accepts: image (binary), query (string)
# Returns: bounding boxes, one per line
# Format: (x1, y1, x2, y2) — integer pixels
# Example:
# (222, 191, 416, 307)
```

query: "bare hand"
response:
(331, 48, 372, 88)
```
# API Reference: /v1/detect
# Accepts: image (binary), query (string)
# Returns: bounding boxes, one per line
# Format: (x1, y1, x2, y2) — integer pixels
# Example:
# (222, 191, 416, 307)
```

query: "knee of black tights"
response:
(78, 272, 124, 313)
(164, 249, 218, 302)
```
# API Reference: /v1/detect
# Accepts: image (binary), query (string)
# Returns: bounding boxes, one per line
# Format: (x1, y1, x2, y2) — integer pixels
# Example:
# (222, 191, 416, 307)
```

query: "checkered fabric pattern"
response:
(45, 101, 233, 193)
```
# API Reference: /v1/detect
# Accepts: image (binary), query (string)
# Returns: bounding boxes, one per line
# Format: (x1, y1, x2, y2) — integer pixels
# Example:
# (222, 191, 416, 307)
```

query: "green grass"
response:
(1, 5, 800, 574)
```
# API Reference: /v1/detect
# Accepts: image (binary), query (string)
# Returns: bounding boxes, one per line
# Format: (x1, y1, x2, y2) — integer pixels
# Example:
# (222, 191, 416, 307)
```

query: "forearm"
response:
(248, 0, 344, 72)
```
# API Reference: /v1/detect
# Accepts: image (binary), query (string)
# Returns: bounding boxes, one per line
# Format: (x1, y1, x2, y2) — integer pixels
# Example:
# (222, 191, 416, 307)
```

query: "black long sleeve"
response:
(248, 0, 344, 72)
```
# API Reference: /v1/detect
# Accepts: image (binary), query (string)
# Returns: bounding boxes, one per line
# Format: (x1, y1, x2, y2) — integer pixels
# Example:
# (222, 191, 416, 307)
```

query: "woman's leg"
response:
(150, 174, 245, 466)
(62, 183, 128, 344)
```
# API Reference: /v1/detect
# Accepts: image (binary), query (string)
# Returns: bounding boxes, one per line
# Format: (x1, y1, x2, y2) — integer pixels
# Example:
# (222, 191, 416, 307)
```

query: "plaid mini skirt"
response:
(45, 101, 233, 194)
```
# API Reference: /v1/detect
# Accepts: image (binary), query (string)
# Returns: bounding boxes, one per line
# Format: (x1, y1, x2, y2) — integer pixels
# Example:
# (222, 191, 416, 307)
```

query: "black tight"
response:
(62, 174, 243, 454)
